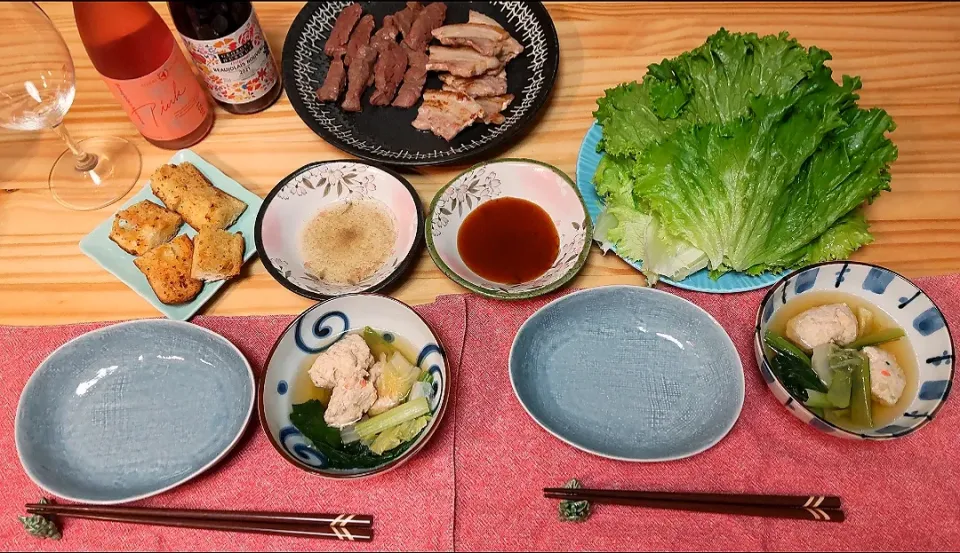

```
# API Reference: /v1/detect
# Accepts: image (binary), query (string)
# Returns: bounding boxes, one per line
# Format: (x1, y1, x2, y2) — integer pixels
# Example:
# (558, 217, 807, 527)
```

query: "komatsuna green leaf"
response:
(290, 400, 342, 448)
(289, 400, 424, 470)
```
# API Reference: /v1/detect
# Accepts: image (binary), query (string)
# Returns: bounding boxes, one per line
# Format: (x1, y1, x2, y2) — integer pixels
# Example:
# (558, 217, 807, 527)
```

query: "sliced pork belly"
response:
(432, 23, 510, 57)
(467, 10, 500, 28)
(498, 36, 524, 63)
(475, 94, 514, 125)
(427, 45, 502, 77)
(325, 3, 363, 57)
(467, 10, 524, 62)
(439, 70, 507, 98)
(412, 89, 483, 141)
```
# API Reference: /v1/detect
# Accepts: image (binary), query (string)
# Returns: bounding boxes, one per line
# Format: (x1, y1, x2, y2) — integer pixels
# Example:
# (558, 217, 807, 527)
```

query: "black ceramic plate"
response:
(282, 1, 560, 167)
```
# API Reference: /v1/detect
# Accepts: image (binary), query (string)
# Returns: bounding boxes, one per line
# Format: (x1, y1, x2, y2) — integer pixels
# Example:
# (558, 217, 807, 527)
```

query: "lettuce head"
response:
(592, 29, 896, 281)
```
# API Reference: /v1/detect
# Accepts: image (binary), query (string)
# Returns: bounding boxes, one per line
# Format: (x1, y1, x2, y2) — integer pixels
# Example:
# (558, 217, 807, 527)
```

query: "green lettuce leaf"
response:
(593, 153, 653, 261)
(594, 200, 707, 284)
(645, 28, 831, 127)
(641, 217, 709, 283)
(599, 205, 652, 262)
(593, 154, 637, 210)
(633, 87, 849, 272)
(592, 29, 895, 280)
(594, 28, 833, 158)
(592, 29, 895, 281)
(771, 210, 875, 272)
(594, 81, 684, 158)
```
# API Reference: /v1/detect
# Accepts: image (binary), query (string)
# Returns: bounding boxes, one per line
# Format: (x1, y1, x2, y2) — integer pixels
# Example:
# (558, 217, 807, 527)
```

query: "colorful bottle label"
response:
(102, 44, 210, 142)
(180, 11, 279, 104)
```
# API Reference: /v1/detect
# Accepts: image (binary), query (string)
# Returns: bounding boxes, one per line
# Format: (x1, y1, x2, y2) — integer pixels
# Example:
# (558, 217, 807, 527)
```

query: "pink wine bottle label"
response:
(180, 11, 279, 104)
(102, 43, 210, 141)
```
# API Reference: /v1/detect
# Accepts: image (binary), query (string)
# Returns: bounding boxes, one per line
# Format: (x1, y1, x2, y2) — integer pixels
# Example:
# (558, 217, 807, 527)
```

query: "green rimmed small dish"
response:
(426, 159, 593, 300)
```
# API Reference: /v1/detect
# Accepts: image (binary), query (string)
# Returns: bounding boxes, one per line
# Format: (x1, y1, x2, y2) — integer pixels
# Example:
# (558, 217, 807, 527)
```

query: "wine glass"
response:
(0, 2, 140, 211)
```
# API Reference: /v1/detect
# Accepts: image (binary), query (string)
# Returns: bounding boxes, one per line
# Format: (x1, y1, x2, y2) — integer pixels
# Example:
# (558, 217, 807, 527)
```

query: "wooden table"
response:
(1, 2, 958, 325)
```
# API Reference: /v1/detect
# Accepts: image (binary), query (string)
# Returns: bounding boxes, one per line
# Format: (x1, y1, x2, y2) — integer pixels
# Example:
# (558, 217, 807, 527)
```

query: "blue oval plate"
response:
(510, 286, 744, 461)
(576, 121, 783, 293)
(15, 320, 254, 504)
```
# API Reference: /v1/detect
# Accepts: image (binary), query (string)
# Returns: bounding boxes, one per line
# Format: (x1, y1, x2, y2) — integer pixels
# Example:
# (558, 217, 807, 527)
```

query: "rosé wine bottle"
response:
(74, 1, 214, 149)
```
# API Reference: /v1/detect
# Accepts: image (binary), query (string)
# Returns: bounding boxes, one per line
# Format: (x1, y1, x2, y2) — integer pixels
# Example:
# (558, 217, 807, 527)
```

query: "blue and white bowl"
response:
(755, 261, 954, 440)
(258, 294, 449, 478)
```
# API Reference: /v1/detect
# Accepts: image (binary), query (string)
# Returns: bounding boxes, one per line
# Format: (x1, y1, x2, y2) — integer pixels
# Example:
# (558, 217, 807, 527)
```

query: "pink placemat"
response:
(0, 295, 468, 552)
(453, 275, 960, 552)
(1, 276, 958, 551)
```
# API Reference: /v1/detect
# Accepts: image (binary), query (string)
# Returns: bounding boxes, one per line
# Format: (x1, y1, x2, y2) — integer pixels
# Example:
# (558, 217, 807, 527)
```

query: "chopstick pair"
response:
(544, 488, 845, 523)
(25, 503, 374, 541)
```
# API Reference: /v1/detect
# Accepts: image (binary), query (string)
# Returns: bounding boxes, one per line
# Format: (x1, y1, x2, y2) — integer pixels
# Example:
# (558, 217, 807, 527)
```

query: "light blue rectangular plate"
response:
(80, 149, 263, 321)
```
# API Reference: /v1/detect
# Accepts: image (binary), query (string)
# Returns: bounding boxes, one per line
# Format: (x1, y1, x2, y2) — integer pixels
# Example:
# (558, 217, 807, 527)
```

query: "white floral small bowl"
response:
(755, 261, 954, 440)
(255, 160, 424, 300)
(426, 159, 593, 300)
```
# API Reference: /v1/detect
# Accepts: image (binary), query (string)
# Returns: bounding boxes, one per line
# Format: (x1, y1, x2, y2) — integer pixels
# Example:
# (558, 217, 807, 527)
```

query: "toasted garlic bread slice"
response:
(191, 228, 244, 282)
(133, 234, 203, 305)
(150, 162, 247, 230)
(108, 200, 183, 256)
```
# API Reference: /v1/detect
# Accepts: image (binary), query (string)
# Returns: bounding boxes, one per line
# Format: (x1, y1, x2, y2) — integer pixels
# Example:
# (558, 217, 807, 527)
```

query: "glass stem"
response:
(52, 123, 98, 172)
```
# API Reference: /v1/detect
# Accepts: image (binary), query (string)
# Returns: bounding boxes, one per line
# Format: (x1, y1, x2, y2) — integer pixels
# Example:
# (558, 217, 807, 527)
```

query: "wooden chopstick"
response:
(25, 503, 372, 528)
(542, 488, 842, 510)
(26, 506, 373, 541)
(545, 490, 844, 523)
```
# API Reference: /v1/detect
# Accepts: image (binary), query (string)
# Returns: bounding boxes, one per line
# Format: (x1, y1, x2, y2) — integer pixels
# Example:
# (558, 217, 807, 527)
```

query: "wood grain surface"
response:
(1, 2, 958, 325)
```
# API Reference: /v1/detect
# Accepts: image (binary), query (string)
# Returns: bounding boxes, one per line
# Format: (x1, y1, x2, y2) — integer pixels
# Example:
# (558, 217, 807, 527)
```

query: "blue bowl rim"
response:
(508, 284, 746, 461)
(256, 293, 451, 479)
(753, 260, 955, 440)
(14, 319, 255, 504)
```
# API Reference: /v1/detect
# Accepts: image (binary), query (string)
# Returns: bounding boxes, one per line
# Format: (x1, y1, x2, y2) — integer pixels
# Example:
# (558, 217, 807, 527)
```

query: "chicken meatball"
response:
(785, 304, 858, 352)
(324, 378, 379, 428)
(308, 333, 374, 389)
(863, 346, 906, 407)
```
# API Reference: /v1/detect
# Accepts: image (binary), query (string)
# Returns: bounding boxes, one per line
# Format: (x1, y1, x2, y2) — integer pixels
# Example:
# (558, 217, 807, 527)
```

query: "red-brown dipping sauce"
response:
(457, 197, 560, 284)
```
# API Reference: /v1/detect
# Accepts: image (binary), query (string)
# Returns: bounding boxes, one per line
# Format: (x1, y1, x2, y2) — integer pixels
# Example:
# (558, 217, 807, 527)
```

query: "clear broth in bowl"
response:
(768, 291, 918, 431)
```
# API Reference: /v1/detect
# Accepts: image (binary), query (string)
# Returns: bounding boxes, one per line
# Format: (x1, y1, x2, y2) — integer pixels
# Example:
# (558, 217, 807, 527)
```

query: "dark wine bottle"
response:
(168, 1, 282, 115)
